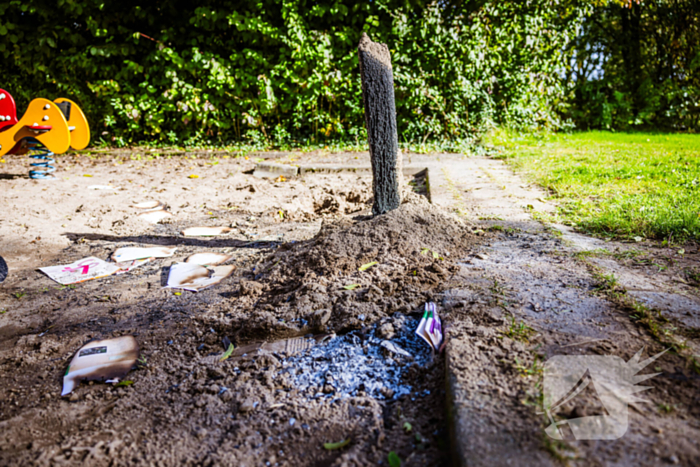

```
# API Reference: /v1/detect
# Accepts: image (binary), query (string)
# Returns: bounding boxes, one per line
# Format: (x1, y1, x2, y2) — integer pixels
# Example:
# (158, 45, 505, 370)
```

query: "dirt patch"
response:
(0, 153, 476, 466)
(3, 149, 699, 466)
(221, 193, 476, 343)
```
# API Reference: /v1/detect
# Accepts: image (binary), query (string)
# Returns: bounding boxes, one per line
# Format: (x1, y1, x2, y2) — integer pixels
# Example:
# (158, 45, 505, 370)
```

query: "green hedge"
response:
(1, 1, 588, 146)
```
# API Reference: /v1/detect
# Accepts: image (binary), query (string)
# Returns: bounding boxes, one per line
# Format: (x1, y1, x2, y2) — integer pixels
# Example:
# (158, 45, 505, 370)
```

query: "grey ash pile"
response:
(281, 314, 435, 401)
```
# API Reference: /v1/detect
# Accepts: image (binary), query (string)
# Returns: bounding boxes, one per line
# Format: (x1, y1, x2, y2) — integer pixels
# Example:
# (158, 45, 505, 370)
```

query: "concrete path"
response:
(424, 153, 700, 467)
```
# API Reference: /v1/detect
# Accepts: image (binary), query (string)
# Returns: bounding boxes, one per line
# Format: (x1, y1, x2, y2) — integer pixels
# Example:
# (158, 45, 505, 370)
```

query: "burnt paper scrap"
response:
(185, 252, 233, 266)
(165, 262, 235, 292)
(199, 334, 336, 365)
(62, 336, 139, 396)
(133, 200, 172, 224)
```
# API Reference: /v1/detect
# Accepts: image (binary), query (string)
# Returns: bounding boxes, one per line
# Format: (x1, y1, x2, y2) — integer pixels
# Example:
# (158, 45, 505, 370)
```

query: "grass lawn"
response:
(484, 130, 700, 243)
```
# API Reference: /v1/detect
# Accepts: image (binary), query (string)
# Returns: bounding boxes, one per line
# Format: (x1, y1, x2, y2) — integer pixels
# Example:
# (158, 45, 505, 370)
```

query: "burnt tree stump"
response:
(358, 33, 402, 216)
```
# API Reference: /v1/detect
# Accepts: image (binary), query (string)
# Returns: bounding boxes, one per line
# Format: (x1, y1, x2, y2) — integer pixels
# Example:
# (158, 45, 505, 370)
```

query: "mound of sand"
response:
(227, 194, 479, 339)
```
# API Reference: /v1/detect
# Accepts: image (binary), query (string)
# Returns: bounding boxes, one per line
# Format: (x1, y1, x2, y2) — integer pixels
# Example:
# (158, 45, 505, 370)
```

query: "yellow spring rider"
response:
(0, 89, 90, 179)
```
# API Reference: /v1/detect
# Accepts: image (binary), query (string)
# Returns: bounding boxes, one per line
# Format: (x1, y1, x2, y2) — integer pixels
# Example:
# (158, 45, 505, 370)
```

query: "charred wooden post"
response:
(358, 33, 402, 216)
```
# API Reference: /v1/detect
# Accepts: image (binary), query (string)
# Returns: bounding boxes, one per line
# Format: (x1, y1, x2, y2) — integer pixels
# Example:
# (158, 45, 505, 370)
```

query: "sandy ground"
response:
(0, 150, 463, 466)
(0, 149, 699, 466)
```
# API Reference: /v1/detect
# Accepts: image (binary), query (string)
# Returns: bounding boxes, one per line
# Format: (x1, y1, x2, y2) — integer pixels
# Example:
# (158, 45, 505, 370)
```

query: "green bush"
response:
(1, 0, 589, 146)
(565, 0, 700, 132)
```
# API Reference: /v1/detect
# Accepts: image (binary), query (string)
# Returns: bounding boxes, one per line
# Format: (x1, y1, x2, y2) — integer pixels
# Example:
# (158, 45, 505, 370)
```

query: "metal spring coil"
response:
(26, 138, 56, 179)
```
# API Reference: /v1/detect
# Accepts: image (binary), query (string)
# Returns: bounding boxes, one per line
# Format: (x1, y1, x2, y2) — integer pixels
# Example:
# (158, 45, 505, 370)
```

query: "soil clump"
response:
(223, 193, 478, 343)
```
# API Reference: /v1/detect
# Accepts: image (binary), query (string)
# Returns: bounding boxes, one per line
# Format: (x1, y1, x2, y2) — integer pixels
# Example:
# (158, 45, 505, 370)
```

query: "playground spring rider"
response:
(0, 89, 90, 179)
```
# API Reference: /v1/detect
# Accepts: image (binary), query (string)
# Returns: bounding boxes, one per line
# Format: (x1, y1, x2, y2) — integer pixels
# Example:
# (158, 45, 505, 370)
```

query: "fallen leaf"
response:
(219, 343, 235, 362)
(678, 249, 685, 255)
(358, 261, 378, 272)
(343, 284, 360, 290)
(324, 439, 351, 450)
(403, 422, 412, 433)
(115, 380, 134, 387)
(188, 174, 199, 179)
(174, 292, 181, 296)
(83, 174, 93, 177)
(388, 451, 402, 467)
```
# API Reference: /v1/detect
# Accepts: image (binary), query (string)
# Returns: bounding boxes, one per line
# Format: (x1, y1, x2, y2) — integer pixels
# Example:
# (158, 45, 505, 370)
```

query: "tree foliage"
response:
(1, 1, 695, 146)
(0, 0, 588, 146)
(566, 0, 700, 131)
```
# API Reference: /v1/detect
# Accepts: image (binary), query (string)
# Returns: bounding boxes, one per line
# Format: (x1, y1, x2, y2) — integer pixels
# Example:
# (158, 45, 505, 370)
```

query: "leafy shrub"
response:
(565, 0, 700, 132)
(1, 0, 590, 146)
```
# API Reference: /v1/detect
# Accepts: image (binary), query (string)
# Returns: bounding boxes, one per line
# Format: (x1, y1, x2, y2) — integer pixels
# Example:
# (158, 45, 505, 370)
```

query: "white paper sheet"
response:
(182, 226, 233, 237)
(39, 257, 121, 285)
(112, 246, 177, 263)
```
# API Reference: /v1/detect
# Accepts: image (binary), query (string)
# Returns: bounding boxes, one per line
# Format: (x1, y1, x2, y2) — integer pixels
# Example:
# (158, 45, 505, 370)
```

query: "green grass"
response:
(503, 316, 535, 341)
(485, 130, 700, 242)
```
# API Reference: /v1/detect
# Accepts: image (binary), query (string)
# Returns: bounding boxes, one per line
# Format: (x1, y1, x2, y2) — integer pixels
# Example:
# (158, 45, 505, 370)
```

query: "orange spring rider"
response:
(0, 89, 90, 179)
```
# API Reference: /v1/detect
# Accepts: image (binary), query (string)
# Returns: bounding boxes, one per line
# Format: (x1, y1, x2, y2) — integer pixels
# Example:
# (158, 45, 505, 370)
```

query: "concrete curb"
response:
(253, 162, 427, 178)
(252, 162, 299, 179)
